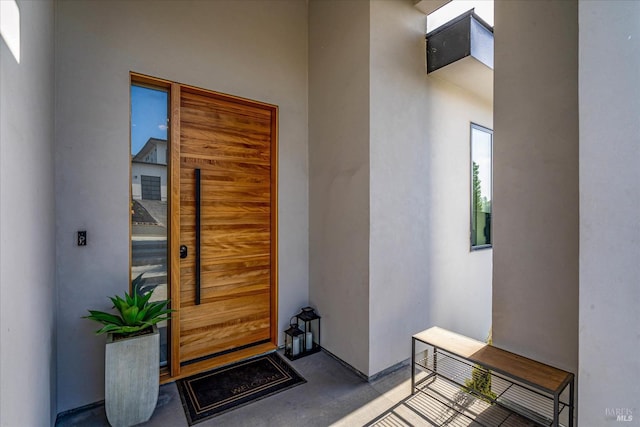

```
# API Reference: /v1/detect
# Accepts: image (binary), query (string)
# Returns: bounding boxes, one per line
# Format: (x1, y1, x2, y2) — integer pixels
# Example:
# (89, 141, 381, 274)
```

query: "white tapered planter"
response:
(105, 325, 159, 427)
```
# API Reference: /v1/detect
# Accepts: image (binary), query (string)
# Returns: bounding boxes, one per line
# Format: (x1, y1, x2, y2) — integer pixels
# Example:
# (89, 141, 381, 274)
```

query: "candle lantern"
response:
(296, 306, 321, 357)
(284, 318, 305, 360)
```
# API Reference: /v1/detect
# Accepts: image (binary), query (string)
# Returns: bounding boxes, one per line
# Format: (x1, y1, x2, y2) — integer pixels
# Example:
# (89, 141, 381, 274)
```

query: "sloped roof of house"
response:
(132, 137, 167, 163)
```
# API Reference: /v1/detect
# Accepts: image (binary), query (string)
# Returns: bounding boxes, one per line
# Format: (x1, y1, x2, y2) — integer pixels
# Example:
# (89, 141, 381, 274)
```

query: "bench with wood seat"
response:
(411, 327, 574, 427)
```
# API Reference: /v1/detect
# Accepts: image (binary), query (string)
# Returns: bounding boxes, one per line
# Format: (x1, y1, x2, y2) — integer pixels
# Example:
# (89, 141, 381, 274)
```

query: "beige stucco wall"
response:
(308, 0, 372, 375)
(309, 0, 493, 377)
(493, 0, 579, 373)
(579, 0, 640, 424)
(55, 0, 309, 412)
(369, 0, 492, 375)
(0, 0, 57, 425)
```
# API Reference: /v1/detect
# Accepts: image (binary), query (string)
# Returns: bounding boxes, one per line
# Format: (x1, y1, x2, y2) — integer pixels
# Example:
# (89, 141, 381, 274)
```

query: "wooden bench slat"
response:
(413, 327, 572, 393)
(469, 345, 571, 393)
(414, 326, 485, 358)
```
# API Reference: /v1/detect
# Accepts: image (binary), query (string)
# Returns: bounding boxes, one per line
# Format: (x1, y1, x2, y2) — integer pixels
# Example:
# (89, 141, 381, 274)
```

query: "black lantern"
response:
(284, 318, 305, 360)
(296, 306, 321, 356)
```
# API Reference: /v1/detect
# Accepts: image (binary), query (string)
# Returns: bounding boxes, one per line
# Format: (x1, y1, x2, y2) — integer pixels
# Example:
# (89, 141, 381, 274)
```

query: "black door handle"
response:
(195, 169, 201, 305)
(180, 245, 188, 259)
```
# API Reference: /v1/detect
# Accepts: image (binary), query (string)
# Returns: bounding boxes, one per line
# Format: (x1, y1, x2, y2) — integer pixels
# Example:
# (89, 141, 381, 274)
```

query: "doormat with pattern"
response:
(177, 352, 306, 425)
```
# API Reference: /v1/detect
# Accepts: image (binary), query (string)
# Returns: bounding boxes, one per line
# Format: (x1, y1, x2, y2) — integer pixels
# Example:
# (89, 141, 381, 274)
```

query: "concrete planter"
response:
(105, 325, 159, 427)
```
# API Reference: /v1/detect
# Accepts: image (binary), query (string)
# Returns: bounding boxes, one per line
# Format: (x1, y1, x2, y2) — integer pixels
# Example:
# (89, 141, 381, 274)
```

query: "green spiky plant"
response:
(464, 328, 497, 402)
(84, 274, 173, 337)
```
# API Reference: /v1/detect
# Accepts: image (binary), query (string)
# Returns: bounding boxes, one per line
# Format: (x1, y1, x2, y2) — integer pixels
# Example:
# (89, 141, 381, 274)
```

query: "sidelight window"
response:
(471, 123, 492, 249)
(131, 80, 169, 367)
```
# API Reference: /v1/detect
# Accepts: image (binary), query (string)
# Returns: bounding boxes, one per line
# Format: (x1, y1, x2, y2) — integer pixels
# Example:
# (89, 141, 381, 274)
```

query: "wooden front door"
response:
(170, 84, 278, 372)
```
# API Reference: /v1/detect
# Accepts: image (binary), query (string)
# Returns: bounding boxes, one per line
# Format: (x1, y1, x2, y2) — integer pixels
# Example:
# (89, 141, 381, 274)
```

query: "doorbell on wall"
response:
(77, 230, 87, 246)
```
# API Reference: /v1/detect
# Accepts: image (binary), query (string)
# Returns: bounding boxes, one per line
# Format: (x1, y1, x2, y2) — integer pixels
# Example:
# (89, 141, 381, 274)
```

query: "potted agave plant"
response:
(85, 274, 173, 427)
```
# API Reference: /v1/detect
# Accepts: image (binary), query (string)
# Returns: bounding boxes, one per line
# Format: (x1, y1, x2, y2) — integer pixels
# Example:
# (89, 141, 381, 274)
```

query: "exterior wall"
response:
(0, 0, 57, 424)
(7, 0, 638, 421)
(55, 0, 308, 412)
(369, 0, 492, 375)
(579, 0, 640, 424)
(493, 0, 579, 373)
(308, 0, 371, 375)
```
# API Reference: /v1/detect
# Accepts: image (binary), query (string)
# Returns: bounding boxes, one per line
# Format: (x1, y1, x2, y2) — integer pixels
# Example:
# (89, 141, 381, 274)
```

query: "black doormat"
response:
(177, 352, 306, 425)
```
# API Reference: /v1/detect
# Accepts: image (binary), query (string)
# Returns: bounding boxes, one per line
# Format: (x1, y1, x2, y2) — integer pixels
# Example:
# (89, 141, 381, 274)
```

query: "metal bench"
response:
(411, 327, 574, 426)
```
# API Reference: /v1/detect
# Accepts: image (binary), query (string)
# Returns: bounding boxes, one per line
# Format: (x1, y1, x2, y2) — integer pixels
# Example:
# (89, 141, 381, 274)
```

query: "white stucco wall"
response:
(309, 0, 492, 377)
(368, 0, 492, 375)
(579, 0, 640, 424)
(0, 0, 57, 424)
(493, 0, 579, 373)
(55, 0, 308, 412)
(308, 0, 371, 375)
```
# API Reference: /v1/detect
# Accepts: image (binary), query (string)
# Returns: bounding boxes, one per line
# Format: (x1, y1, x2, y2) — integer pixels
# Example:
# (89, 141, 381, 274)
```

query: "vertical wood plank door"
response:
(176, 85, 278, 366)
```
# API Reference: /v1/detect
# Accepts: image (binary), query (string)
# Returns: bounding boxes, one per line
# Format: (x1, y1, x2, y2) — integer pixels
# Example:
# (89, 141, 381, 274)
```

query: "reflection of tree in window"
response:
(473, 161, 482, 232)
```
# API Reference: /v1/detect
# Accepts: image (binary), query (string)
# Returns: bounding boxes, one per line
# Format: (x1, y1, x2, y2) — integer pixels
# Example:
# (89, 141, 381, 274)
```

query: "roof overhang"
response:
(414, 0, 450, 15)
(426, 10, 494, 103)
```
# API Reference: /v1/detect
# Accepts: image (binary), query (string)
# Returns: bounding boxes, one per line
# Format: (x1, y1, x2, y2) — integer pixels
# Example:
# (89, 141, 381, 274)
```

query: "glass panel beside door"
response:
(131, 83, 169, 367)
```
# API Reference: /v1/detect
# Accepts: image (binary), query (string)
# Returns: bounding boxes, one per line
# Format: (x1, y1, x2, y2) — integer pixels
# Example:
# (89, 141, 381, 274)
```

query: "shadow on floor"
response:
(56, 351, 535, 427)
(364, 376, 537, 427)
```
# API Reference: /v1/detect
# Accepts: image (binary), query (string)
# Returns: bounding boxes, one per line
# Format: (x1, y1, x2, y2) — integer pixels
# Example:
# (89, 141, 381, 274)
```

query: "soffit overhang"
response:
(426, 10, 494, 103)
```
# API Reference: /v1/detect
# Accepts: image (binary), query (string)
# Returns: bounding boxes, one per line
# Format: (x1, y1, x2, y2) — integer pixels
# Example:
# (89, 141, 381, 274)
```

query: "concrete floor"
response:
(56, 350, 534, 427)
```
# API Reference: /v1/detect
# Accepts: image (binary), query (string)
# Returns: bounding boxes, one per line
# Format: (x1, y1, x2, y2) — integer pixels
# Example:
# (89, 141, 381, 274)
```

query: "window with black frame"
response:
(471, 124, 492, 249)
